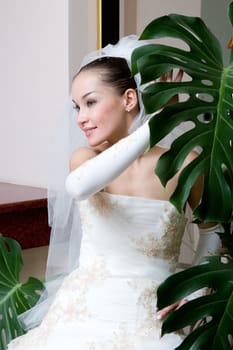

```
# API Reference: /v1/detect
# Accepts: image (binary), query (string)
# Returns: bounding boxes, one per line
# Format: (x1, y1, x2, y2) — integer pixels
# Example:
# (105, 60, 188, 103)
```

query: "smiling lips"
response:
(83, 127, 97, 137)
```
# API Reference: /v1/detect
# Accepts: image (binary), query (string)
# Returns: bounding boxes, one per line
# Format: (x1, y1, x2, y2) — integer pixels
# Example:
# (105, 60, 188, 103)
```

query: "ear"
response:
(123, 89, 138, 112)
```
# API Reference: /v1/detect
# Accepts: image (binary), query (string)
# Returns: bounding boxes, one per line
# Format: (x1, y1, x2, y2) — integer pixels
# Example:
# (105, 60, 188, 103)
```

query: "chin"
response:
(87, 138, 102, 148)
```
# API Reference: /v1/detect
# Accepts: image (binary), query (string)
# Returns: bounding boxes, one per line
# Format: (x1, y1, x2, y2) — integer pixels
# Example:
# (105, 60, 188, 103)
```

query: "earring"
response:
(126, 108, 131, 112)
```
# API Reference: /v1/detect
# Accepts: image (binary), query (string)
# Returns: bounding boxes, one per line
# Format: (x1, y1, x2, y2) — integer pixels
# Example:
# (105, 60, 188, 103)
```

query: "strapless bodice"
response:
(8, 192, 185, 350)
(79, 192, 187, 281)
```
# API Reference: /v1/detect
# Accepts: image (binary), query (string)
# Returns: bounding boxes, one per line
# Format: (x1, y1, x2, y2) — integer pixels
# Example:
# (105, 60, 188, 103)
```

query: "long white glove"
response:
(192, 224, 223, 265)
(65, 121, 150, 201)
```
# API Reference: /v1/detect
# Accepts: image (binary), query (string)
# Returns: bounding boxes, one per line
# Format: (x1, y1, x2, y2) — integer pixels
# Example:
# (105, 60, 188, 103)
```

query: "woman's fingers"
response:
(159, 69, 184, 83)
(174, 69, 184, 82)
(156, 298, 188, 320)
(156, 302, 179, 320)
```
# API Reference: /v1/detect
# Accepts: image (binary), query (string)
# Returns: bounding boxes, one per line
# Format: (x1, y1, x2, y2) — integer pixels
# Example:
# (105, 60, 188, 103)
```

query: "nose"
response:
(77, 109, 88, 127)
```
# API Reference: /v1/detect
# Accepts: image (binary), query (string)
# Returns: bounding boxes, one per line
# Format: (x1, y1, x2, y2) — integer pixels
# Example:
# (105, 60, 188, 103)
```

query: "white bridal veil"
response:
(19, 35, 151, 329)
(19, 35, 195, 330)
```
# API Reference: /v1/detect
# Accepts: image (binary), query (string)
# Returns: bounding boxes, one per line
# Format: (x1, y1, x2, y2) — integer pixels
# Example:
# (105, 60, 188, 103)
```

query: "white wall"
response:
(69, 0, 97, 84)
(0, 0, 96, 188)
(136, 0, 201, 35)
(201, 0, 232, 66)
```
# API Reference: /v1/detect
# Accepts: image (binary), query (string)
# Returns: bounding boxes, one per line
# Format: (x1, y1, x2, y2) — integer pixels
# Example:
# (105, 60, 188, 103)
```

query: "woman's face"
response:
(72, 70, 131, 147)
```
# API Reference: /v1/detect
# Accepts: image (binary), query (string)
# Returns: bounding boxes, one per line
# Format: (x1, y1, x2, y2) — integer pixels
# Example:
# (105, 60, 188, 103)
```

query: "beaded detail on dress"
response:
(8, 193, 186, 350)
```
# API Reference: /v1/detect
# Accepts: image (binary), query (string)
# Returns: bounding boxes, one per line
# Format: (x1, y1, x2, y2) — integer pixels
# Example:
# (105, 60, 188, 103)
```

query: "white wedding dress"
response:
(8, 192, 187, 350)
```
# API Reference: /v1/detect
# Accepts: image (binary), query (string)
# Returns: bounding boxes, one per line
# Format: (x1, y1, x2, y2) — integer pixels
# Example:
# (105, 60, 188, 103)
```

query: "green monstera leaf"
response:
(131, 8, 233, 222)
(157, 256, 233, 350)
(0, 236, 45, 349)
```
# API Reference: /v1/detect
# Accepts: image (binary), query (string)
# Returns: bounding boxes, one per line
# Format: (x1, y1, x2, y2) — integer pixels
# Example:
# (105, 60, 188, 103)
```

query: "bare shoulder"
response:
(69, 143, 110, 171)
(148, 146, 198, 162)
(145, 145, 169, 160)
(69, 147, 96, 171)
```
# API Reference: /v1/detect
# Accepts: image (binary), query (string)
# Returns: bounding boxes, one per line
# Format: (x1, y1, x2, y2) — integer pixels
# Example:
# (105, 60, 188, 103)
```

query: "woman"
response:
(8, 35, 221, 350)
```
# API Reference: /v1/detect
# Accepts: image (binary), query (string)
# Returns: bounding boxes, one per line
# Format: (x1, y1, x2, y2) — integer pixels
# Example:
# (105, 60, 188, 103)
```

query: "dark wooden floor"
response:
(0, 183, 51, 249)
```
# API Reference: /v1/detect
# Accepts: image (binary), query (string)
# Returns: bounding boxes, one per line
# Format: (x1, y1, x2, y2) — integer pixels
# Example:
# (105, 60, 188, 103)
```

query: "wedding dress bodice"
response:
(8, 193, 186, 350)
(79, 192, 186, 279)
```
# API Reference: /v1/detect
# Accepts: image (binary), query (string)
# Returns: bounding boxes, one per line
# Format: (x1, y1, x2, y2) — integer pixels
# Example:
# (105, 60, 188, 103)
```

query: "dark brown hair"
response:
(76, 56, 137, 96)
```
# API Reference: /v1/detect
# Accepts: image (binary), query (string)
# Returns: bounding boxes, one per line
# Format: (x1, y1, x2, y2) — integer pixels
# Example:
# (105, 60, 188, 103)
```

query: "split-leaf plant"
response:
(132, 2, 233, 349)
(0, 236, 44, 349)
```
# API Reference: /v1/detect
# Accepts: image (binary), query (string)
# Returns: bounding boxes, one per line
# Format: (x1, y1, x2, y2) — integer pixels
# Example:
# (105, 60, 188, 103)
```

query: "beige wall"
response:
(136, 0, 201, 34)
(121, 0, 201, 36)
(201, 0, 231, 66)
(0, 0, 96, 188)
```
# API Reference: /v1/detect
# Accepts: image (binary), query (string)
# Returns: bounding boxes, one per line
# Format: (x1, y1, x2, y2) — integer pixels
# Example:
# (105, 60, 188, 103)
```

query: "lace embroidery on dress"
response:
(161, 210, 187, 269)
(42, 259, 109, 327)
(128, 280, 160, 336)
(130, 209, 186, 271)
(87, 326, 137, 350)
(88, 193, 119, 215)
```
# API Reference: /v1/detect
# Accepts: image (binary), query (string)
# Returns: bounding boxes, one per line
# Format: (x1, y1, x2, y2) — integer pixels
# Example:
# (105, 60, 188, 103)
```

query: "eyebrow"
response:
(82, 91, 96, 99)
(72, 91, 97, 108)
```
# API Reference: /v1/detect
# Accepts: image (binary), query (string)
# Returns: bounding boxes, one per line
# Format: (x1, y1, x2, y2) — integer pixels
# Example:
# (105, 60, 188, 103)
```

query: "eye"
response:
(86, 99, 96, 107)
(72, 100, 80, 111)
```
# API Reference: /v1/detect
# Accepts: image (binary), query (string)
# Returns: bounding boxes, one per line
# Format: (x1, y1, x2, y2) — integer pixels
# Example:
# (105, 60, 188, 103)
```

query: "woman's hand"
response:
(156, 298, 187, 320)
(159, 69, 184, 106)
(159, 69, 184, 84)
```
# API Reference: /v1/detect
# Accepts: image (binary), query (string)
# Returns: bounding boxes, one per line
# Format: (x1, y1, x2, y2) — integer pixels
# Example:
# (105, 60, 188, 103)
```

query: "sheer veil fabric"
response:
(19, 35, 195, 330)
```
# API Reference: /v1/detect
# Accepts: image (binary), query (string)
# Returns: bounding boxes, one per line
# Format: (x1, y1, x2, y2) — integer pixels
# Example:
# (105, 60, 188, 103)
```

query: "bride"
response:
(8, 35, 221, 350)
